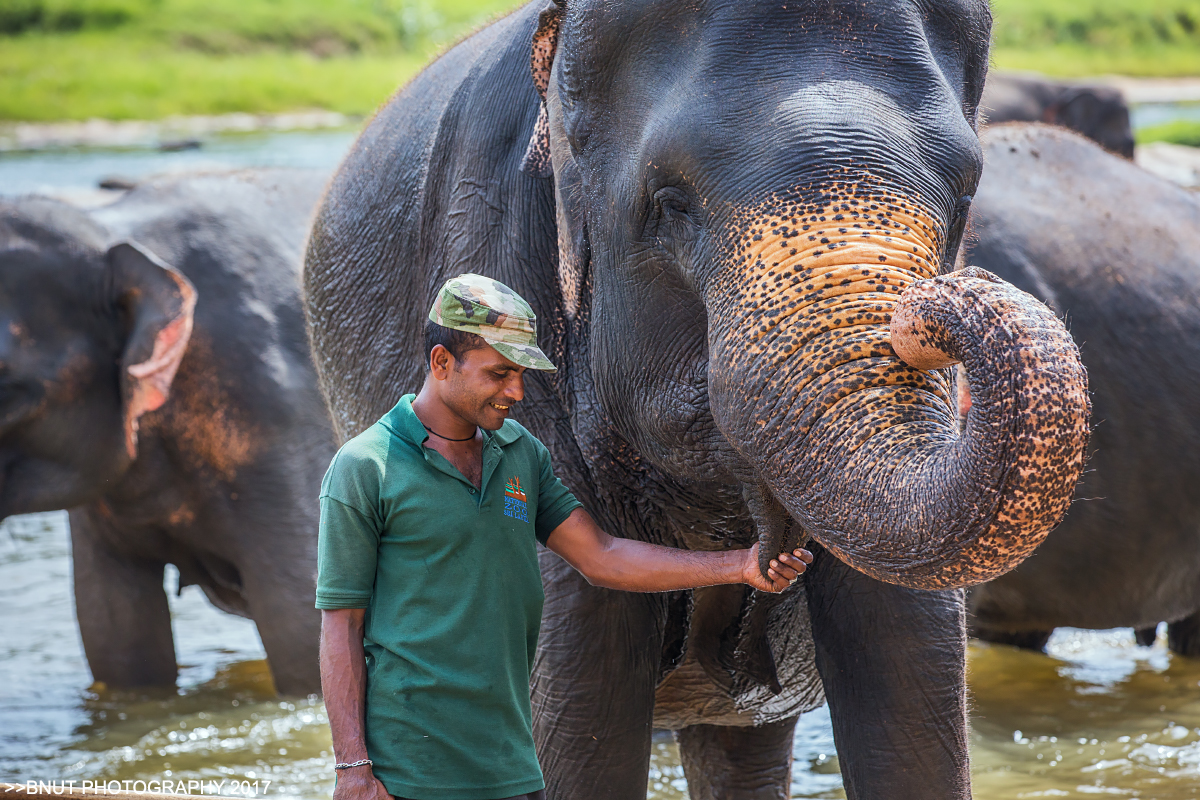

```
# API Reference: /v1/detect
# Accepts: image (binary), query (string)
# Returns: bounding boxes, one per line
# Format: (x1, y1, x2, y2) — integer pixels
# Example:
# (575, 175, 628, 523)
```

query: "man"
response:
(318, 274, 811, 800)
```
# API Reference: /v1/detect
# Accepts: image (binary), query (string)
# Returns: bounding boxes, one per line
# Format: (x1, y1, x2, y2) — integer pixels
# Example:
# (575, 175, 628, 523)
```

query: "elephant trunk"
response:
(707, 182, 1089, 590)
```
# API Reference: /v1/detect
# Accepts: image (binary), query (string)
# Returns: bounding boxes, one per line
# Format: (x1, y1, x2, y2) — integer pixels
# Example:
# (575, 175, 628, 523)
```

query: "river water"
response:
(3, 121, 1200, 798)
(4, 512, 1200, 799)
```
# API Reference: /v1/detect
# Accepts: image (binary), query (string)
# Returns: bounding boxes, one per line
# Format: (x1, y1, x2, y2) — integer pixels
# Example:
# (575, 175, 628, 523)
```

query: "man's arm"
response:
(544, 507, 812, 593)
(320, 609, 390, 800)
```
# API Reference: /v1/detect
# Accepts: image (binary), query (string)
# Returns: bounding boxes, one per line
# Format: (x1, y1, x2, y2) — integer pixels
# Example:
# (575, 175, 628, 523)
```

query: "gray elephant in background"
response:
(0, 169, 335, 695)
(965, 123, 1200, 655)
(981, 71, 1135, 158)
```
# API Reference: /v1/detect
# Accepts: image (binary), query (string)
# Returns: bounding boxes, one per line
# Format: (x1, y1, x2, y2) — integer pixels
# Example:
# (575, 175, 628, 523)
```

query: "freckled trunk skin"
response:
(708, 180, 1090, 590)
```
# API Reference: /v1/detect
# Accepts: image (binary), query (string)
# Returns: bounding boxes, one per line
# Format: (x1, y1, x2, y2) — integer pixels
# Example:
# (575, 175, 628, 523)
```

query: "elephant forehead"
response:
(772, 81, 913, 138)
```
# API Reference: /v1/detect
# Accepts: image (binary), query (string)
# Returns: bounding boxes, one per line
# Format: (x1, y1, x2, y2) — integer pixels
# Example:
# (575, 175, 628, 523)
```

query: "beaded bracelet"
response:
(334, 759, 373, 770)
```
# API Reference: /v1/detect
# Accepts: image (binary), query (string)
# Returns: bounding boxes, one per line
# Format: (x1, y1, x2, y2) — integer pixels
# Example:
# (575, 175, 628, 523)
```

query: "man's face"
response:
(437, 344, 527, 431)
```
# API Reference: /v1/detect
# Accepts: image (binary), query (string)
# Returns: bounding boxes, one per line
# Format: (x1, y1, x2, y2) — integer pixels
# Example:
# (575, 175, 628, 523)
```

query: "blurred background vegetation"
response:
(0, 0, 1198, 125)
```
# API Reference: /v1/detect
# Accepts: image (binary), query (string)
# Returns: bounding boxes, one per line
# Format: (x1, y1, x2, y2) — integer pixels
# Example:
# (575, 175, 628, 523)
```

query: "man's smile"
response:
(490, 402, 511, 411)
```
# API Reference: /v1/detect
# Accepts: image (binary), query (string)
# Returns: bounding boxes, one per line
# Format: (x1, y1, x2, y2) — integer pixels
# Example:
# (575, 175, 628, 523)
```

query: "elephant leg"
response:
(971, 627, 1053, 652)
(70, 507, 177, 689)
(532, 549, 667, 800)
(1135, 625, 1160, 647)
(805, 545, 970, 800)
(243, 567, 322, 696)
(676, 718, 797, 800)
(1168, 613, 1200, 657)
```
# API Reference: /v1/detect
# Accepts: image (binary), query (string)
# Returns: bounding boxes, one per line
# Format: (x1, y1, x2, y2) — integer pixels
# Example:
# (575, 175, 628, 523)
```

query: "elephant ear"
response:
(553, 136, 590, 320)
(108, 241, 197, 459)
(520, 0, 565, 177)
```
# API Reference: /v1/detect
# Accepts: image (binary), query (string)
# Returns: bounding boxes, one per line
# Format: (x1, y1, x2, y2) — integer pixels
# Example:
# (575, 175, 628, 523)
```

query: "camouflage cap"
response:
(428, 273, 558, 371)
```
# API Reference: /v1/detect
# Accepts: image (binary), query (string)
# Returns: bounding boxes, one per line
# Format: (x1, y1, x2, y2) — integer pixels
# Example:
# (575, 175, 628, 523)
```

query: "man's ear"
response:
(108, 241, 197, 459)
(520, 0, 565, 178)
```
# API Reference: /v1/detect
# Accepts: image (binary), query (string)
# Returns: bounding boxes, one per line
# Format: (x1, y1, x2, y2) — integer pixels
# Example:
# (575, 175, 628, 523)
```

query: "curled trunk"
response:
(708, 182, 1089, 590)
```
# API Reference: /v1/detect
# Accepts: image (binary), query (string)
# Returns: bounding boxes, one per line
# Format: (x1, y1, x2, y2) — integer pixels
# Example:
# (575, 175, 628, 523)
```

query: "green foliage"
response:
(0, 0, 519, 121)
(990, 0, 1200, 49)
(0, 0, 511, 51)
(0, 0, 153, 35)
(1, 0, 1198, 122)
(990, 0, 1200, 76)
(1137, 118, 1200, 147)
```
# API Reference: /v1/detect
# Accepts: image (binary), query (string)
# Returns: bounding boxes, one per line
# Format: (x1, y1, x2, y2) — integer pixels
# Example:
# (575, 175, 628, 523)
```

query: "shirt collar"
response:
(380, 394, 522, 447)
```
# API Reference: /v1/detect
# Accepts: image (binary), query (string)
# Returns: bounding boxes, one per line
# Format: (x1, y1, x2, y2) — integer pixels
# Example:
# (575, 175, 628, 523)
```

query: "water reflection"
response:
(4, 512, 1200, 799)
(0, 130, 356, 198)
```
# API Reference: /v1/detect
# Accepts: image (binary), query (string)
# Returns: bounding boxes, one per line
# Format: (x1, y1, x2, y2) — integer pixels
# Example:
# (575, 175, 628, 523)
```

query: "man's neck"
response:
(411, 381, 479, 443)
(412, 381, 484, 488)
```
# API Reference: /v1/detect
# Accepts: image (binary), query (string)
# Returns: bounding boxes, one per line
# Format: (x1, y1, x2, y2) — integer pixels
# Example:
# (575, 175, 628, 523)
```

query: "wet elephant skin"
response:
(965, 124, 1200, 653)
(0, 170, 337, 695)
(304, 3, 1089, 799)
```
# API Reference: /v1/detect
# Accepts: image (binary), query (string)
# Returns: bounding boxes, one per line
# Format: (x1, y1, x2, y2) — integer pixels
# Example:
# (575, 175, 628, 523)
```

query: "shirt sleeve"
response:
(533, 437, 583, 545)
(316, 448, 383, 610)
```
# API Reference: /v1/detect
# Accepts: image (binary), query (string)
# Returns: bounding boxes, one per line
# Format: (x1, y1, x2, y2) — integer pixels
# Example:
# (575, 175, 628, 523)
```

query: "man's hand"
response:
(547, 507, 818, 593)
(741, 543, 813, 593)
(332, 766, 390, 800)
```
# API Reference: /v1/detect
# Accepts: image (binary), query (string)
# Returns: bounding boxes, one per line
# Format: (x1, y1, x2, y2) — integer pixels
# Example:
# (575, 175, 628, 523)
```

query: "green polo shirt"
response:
(316, 394, 582, 800)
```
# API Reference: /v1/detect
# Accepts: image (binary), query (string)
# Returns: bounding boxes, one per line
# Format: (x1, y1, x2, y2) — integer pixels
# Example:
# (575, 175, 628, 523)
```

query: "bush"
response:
(991, 0, 1200, 49)
(0, 0, 150, 35)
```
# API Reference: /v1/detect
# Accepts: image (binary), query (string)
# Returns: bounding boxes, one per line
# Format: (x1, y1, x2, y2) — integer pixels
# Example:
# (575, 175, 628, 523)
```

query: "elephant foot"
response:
(1168, 613, 1200, 657)
(1135, 625, 1160, 647)
(972, 627, 1053, 652)
(676, 719, 796, 800)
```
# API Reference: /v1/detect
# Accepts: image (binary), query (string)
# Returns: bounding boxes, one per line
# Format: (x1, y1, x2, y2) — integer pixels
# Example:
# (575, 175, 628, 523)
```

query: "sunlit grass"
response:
(0, 0, 522, 121)
(1, 0, 1198, 122)
(0, 34, 432, 121)
(990, 0, 1200, 77)
(1137, 118, 1200, 146)
(993, 44, 1200, 78)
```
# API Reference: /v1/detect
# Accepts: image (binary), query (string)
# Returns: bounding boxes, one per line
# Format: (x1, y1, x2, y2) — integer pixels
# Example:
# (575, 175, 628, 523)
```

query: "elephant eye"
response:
(648, 185, 700, 240)
(942, 194, 973, 271)
(654, 186, 691, 219)
(954, 194, 973, 221)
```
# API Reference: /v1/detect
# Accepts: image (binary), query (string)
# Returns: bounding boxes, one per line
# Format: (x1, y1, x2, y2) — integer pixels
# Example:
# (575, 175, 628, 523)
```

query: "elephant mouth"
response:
(706, 177, 1090, 590)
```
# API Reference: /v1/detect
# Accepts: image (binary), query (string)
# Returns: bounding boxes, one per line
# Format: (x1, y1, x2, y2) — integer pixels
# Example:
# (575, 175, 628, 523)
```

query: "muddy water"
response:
(4, 512, 1200, 800)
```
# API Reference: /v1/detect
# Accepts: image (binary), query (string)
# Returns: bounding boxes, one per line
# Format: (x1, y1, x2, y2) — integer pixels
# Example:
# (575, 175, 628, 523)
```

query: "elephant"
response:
(979, 71, 1135, 159)
(0, 169, 336, 696)
(303, 2, 1091, 798)
(963, 123, 1200, 655)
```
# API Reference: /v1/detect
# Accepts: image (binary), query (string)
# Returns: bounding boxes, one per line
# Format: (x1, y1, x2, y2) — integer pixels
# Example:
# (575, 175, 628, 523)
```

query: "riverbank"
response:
(0, 110, 357, 151)
(5, 75, 1197, 153)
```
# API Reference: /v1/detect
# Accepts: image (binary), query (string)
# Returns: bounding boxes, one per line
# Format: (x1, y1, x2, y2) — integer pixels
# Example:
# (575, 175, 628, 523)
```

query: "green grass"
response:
(1, 0, 1198, 123)
(0, 0, 523, 122)
(990, 0, 1200, 76)
(1137, 119, 1200, 146)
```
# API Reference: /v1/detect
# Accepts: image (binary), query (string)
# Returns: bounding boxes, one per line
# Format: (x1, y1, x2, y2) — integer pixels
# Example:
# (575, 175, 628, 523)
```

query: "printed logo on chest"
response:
(504, 476, 529, 522)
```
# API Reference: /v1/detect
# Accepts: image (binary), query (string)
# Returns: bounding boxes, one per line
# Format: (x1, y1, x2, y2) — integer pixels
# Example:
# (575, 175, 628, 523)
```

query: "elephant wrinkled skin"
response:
(304, 3, 1090, 798)
(0, 170, 336, 695)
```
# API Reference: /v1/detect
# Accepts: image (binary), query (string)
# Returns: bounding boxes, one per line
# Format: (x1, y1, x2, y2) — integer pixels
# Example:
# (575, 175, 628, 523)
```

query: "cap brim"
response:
(486, 339, 558, 372)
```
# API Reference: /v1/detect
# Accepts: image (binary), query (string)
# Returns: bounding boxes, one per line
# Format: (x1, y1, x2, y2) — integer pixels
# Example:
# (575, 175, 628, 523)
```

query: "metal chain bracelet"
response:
(334, 759, 373, 770)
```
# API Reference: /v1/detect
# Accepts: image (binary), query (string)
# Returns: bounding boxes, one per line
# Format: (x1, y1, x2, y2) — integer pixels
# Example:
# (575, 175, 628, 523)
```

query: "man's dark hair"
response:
(424, 319, 487, 369)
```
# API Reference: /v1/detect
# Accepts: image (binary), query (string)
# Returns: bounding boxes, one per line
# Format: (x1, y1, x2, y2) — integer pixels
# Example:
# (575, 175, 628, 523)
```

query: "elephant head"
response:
(0, 199, 195, 519)
(526, 0, 1089, 589)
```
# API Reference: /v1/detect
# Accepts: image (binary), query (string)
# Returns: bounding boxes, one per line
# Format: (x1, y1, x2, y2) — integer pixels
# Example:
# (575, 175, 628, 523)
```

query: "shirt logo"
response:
(504, 476, 529, 522)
